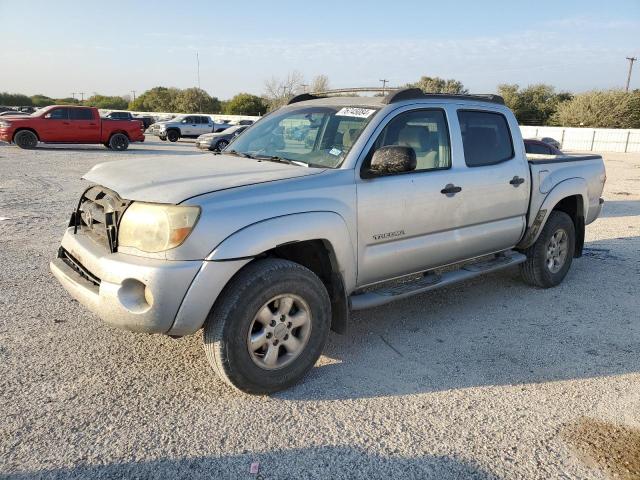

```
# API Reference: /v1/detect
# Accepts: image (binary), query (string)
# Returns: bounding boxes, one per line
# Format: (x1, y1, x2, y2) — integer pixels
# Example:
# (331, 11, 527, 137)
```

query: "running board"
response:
(349, 251, 526, 310)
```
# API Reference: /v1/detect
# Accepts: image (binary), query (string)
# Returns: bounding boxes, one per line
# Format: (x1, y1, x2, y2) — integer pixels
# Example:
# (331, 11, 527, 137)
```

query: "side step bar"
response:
(349, 250, 526, 310)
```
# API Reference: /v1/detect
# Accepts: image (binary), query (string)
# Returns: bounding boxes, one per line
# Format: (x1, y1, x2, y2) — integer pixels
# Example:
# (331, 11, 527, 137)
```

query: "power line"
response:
(626, 56, 637, 92)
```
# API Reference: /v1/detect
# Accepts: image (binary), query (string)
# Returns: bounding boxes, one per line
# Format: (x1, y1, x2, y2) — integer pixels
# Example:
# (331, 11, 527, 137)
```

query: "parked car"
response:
(533, 136, 561, 149)
(0, 110, 29, 117)
(195, 125, 248, 151)
(0, 105, 145, 150)
(237, 119, 255, 126)
(524, 138, 563, 155)
(50, 89, 606, 394)
(134, 115, 155, 130)
(147, 115, 219, 142)
(104, 111, 134, 121)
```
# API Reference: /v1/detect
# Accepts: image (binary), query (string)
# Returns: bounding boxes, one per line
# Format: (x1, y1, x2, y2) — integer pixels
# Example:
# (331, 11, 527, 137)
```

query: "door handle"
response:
(509, 176, 525, 186)
(62, 121, 70, 125)
(440, 184, 462, 196)
(89, 123, 97, 126)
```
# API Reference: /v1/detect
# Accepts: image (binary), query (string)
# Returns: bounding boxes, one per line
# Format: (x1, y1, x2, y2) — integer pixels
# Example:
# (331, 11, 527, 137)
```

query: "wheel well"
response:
(109, 130, 130, 139)
(264, 240, 348, 334)
(552, 195, 585, 257)
(166, 128, 180, 135)
(13, 128, 39, 141)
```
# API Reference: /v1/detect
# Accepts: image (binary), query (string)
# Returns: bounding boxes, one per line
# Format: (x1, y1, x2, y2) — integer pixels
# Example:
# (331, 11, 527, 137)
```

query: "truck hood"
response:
(83, 154, 326, 203)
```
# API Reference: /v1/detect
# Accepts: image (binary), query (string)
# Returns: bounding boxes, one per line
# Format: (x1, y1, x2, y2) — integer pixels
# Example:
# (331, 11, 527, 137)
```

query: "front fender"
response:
(208, 211, 357, 291)
(518, 177, 588, 249)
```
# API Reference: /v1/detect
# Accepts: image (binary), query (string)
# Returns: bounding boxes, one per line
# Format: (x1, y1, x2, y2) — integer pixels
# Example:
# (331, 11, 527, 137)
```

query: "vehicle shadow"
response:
(274, 238, 639, 401)
(600, 199, 640, 218)
(2, 446, 498, 479)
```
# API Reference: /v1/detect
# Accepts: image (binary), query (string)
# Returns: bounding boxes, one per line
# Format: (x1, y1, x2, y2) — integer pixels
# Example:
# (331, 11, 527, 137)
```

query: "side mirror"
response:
(367, 145, 416, 177)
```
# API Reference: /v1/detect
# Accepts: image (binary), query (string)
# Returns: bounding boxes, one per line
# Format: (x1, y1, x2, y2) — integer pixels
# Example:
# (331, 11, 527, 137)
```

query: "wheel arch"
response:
(208, 212, 357, 334)
(13, 127, 40, 142)
(518, 178, 588, 256)
(108, 130, 130, 139)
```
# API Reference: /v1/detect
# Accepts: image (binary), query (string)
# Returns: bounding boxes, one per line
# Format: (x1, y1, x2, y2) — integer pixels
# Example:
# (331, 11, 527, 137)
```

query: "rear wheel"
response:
(14, 130, 38, 149)
(166, 130, 179, 142)
(203, 258, 331, 394)
(520, 210, 575, 288)
(108, 133, 129, 151)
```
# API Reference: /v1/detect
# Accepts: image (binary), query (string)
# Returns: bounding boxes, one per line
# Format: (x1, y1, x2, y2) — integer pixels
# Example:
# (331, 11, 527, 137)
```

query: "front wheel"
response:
(203, 258, 331, 394)
(520, 210, 575, 288)
(108, 133, 130, 151)
(214, 139, 229, 152)
(166, 130, 179, 142)
(14, 130, 38, 149)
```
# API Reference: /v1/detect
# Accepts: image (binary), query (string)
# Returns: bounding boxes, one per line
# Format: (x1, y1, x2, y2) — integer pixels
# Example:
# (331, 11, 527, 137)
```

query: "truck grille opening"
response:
(58, 247, 101, 287)
(71, 185, 130, 253)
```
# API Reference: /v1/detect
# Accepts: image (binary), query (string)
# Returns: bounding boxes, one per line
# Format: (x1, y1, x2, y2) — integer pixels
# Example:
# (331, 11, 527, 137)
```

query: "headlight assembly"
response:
(118, 202, 200, 253)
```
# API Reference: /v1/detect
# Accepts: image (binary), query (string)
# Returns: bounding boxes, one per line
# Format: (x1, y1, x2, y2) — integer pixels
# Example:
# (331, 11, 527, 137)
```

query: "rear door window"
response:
(457, 110, 514, 167)
(69, 108, 93, 120)
(525, 142, 551, 155)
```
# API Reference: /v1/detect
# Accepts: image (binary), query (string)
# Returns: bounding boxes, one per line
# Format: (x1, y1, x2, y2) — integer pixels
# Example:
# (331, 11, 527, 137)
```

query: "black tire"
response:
(14, 130, 38, 149)
(159, 135, 167, 141)
(166, 130, 179, 142)
(103, 142, 111, 149)
(108, 133, 130, 151)
(214, 139, 229, 152)
(520, 210, 575, 288)
(203, 258, 331, 394)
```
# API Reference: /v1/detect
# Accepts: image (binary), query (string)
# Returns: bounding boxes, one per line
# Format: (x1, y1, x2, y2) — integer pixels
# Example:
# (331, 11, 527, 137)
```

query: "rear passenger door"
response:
(68, 108, 100, 143)
(199, 116, 214, 134)
(452, 109, 530, 256)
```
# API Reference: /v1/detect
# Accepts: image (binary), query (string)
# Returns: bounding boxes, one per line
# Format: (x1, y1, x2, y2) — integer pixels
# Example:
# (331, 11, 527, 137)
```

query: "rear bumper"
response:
(50, 227, 249, 336)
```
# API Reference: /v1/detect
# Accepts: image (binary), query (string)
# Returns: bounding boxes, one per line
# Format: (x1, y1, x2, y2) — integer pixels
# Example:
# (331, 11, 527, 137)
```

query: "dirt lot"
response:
(1, 138, 639, 479)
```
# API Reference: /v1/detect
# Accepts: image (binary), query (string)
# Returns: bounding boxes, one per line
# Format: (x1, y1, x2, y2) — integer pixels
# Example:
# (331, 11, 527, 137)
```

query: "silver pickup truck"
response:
(50, 89, 606, 394)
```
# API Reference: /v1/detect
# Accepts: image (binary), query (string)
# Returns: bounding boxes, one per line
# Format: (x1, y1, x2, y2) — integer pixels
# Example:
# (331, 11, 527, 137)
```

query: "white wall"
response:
(520, 126, 640, 153)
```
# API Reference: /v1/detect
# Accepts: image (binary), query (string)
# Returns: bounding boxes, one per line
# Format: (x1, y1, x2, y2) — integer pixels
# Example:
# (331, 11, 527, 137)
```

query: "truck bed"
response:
(526, 153, 602, 165)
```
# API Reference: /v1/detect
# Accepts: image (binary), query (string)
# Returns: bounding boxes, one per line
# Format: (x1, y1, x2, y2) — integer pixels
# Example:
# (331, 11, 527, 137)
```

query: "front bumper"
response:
(50, 227, 249, 336)
(0, 128, 12, 142)
(195, 140, 214, 150)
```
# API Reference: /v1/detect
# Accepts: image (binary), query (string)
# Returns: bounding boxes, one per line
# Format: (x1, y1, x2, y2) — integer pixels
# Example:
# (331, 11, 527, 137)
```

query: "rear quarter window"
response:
(457, 110, 514, 167)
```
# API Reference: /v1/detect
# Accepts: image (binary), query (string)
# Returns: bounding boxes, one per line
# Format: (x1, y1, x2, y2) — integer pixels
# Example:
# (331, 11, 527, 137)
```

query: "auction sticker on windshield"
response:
(335, 107, 376, 118)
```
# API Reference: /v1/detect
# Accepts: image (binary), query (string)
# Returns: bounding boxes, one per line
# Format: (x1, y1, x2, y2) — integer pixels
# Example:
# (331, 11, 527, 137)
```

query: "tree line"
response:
(2, 74, 639, 128)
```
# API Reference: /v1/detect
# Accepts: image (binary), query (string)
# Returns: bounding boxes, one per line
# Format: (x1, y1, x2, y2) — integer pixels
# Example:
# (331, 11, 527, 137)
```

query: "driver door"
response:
(356, 107, 467, 287)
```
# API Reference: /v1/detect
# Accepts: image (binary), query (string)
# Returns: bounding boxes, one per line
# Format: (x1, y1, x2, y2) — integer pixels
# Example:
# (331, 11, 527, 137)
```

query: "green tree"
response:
(223, 93, 268, 116)
(0, 92, 33, 106)
(55, 97, 81, 105)
(174, 87, 221, 113)
(30, 94, 55, 107)
(551, 90, 640, 129)
(85, 94, 129, 110)
(497, 84, 570, 125)
(407, 76, 468, 94)
(128, 86, 180, 112)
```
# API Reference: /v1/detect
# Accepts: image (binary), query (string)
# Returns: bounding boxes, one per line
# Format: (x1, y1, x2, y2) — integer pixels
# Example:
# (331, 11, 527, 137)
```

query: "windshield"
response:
(227, 105, 378, 168)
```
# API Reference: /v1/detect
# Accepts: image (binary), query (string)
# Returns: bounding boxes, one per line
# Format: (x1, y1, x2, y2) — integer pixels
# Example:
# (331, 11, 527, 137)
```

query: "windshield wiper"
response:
(254, 155, 308, 167)
(217, 150, 255, 159)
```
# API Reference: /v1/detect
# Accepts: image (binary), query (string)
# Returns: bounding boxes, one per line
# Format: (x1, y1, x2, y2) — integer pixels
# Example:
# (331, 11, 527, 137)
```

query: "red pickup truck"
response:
(0, 105, 145, 150)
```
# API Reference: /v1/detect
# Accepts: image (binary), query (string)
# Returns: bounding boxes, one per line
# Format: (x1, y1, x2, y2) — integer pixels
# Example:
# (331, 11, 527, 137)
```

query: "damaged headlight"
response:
(118, 203, 200, 253)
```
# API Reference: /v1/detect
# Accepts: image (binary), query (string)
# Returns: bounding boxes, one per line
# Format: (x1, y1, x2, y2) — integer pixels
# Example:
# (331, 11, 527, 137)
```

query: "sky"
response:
(1, 0, 639, 100)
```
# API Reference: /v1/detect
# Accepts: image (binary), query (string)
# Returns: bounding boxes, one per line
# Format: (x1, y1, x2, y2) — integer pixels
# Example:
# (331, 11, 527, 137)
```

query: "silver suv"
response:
(51, 89, 606, 394)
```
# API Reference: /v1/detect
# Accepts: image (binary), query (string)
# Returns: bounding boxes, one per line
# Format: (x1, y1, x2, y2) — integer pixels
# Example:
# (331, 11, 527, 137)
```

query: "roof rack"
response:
(383, 88, 504, 105)
(287, 87, 504, 106)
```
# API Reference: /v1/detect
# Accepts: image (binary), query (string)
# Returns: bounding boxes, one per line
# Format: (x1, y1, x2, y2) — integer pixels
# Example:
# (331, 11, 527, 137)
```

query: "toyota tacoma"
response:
(50, 89, 606, 394)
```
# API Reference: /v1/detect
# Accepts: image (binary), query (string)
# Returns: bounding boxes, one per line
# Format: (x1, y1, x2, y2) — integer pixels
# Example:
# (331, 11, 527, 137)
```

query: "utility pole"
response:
(196, 51, 202, 112)
(71, 92, 76, 100)
(626, 56, 637, 92)
(131, 90, 136, 103)
(78, 92, 85, 102)
(301, 83, 309, 93)
(379, 79, 389, 96)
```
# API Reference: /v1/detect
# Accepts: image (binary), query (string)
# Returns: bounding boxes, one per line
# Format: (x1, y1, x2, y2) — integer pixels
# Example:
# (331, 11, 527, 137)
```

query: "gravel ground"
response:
(1, 139, 639, 480)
